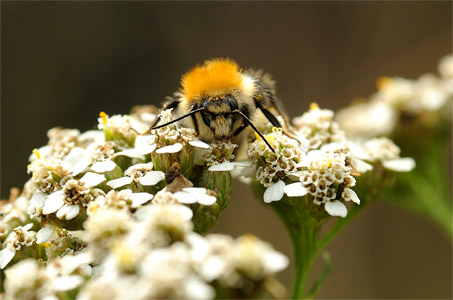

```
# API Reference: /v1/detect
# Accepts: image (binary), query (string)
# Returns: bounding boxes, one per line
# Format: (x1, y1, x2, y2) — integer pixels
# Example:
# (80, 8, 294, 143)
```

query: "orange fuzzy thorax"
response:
(181, 58, 243, 100)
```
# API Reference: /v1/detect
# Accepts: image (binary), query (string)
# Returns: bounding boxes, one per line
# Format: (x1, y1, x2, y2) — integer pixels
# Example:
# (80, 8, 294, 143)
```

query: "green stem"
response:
(271, 200, 320, 299)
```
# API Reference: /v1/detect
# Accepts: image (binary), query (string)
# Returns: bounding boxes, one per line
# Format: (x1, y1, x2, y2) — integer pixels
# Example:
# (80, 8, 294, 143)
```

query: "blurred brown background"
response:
(1, 2, 451, 298)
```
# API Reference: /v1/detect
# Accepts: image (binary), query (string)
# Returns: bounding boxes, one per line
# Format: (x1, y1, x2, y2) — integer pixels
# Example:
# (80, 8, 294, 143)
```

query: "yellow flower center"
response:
(32, 148, 41, 159)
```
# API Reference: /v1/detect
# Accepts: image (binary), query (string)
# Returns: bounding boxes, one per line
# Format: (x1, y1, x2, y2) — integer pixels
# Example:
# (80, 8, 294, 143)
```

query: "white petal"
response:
(231, 161, 251, 167)
(263, 251, 289, 272)
(199, 256, 226, 281)
(156, 143, 183, 154)
(197, 193, 217, 206)
(173, 191, 197, 204)
(184, 276, 215, 300)
(178, 205, 194, 220)
(324, 200, 347, 218)
(135, 144, 157, 155)
(56, 204, 71, 219)
(30, 191, 47, 207)
(64, 147, 91, 176)
(342, 188, 360, 204)
(0, 248, 16, 269)
(182, 187, 207, 193)
(263, 181, 285, 203)
(189, 140, 211, 149)
(383, 157, 416, 172)
(106, 176, 133, 189)
(80, 172, 106, 187)
(139, 171, 165, 186)
(56, 204, 79, 220)
(23, 223, 34, 231)
(36, 226, 54, 244)
(134, 134, 156, 147)
(65, 205, 80, 220)
(130, 192, 153, 208)
(52, 275, 84, 291)
(350, 158, 373, 173)
(283, 182, 308, 197)
(91, 160, 116, 173)
(208, 162, 235, 171)
(43, 190, 65, 214)
(113, 149, 145, 159)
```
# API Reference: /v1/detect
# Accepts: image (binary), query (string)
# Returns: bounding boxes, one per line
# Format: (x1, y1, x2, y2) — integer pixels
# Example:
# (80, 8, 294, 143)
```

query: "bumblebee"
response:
(151, 58, 294, 152)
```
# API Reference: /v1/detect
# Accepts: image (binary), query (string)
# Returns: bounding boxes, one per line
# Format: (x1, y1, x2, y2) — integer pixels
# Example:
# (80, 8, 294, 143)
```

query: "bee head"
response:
(180, 58, 243, 101)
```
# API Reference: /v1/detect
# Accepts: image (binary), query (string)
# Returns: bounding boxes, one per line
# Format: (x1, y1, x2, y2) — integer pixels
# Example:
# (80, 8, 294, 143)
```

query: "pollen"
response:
(32, 149, 41, 159)
(99, 111, 108, 125)
(181, 58, 243, 100)
(310, 102, 319, 110)
(264, 133, 278, 149)
(327, 159, 332, 168)
(376, 76, 391, 90)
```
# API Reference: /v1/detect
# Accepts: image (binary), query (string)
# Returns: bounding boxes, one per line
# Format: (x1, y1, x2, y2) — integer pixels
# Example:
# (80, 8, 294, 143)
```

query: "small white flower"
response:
(156, 143, 183, 154)
(80, 172, 106, 187)
(139, 171, 166, 186)
(263, 180, 285, 203)
(324, 200, 347, 218)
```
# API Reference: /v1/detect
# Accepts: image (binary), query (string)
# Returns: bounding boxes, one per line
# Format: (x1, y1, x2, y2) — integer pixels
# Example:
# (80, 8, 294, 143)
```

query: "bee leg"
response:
(232, 124, 248, 137)
(258, 104, 301, 142)
(259, 107, 282, 128)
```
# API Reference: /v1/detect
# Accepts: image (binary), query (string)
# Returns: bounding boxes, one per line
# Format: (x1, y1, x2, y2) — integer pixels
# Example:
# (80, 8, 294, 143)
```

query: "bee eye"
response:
(225, 96, 238, 111)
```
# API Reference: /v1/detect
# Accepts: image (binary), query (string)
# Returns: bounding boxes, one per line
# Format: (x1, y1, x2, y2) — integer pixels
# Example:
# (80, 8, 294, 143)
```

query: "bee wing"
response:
(246, 69, 299, 140)
(246, 69, 292, 127)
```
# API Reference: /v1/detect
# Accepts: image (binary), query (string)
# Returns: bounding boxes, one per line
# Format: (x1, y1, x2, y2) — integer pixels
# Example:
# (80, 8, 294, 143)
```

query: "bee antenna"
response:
(233, 110, 276, 153)
(151, 107, 205, 130)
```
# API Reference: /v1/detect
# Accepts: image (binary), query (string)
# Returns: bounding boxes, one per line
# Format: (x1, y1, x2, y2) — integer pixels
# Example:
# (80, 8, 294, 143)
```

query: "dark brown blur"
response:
(1, 2, 451, 298)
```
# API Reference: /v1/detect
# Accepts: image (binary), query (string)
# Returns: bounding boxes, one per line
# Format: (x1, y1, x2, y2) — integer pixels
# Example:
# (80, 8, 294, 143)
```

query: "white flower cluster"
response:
(1, 106, 288, 299)
(336, 54, 453, 140)
(300, 150, 358, 217)
(248, 103, 414, 218)
(2, 199, 288, 300)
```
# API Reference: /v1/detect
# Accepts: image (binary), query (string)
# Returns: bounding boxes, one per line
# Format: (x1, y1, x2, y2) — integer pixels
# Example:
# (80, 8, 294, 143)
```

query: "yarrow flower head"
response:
(248, 127, 308, 203)
(362, 137, 416, 172)
(293, 103, 346, 150)
(300, 149, 359, 218)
